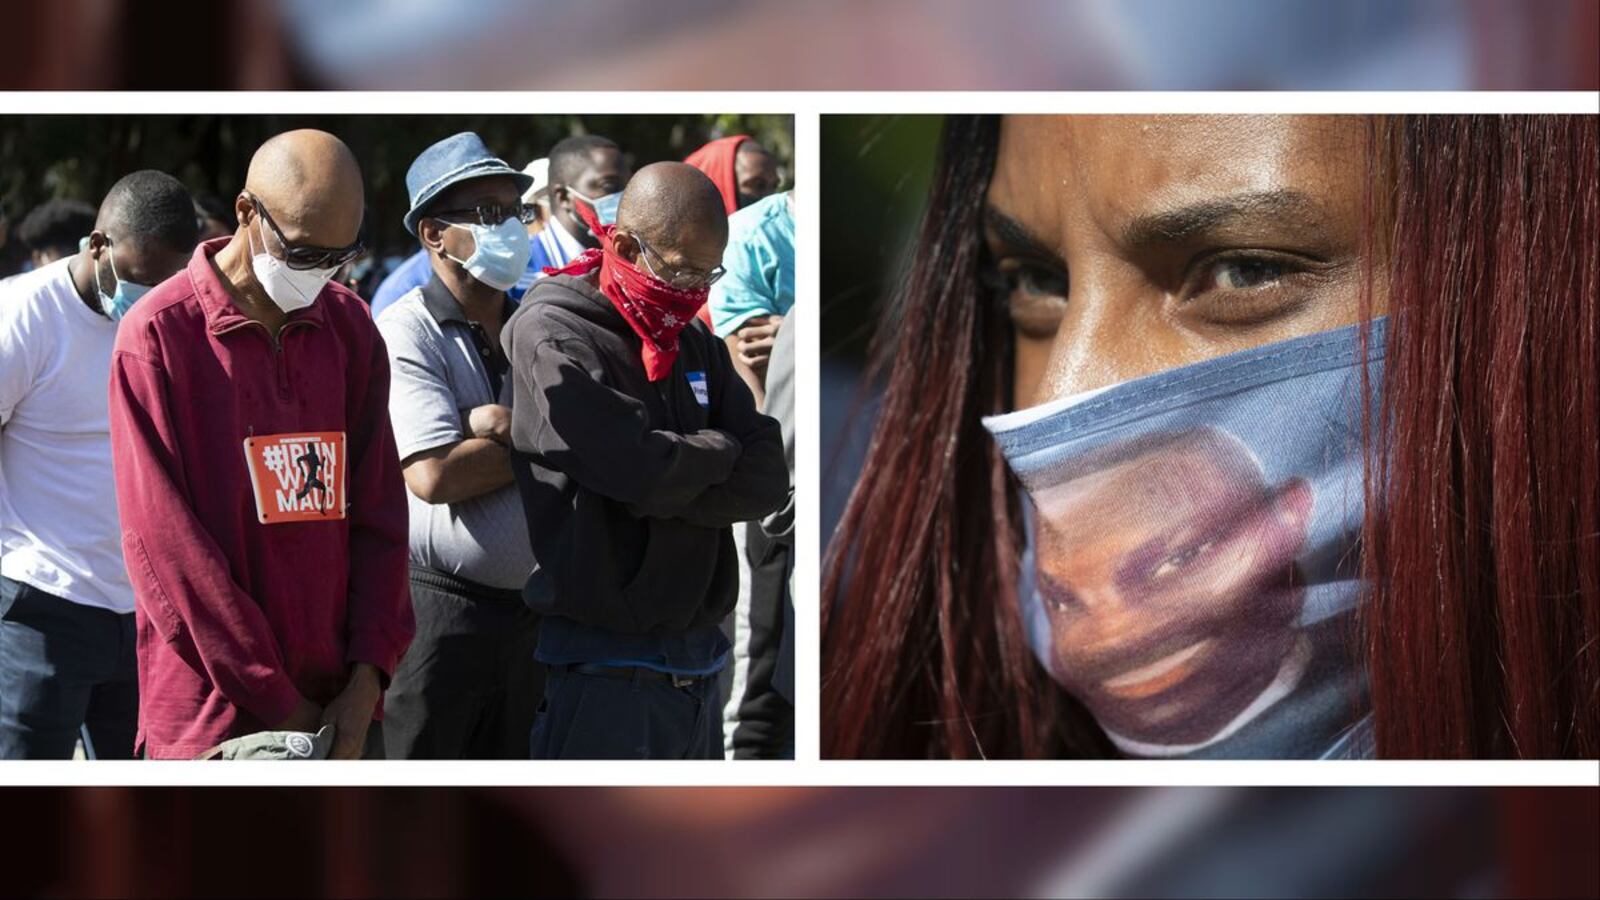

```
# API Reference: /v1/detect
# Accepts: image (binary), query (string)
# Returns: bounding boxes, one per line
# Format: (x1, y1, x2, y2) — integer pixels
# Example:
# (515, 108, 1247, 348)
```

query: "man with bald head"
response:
(0, 171, 196, 759)
(108, 130, 415, 759)
(504, 161, 787, 759)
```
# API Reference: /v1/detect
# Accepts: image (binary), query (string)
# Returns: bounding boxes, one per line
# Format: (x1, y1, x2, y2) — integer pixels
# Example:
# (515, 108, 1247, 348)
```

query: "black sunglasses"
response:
(429, 202, 539, 228)
(248, 193, 364, 271)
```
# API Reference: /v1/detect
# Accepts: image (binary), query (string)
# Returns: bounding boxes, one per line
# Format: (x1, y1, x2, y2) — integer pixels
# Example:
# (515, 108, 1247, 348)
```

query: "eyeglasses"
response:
(248, 193, 364, 271)
(430, 202, 539, 228)
(633, 234, 725, 290)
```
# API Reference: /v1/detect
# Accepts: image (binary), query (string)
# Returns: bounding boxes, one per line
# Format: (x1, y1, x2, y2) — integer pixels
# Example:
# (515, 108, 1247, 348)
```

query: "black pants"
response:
(361, 720, 386, 760)
(724, 522, 795, 759)
(0, 575, 138, 760)
(382, 567, 543, 760)
(530, 665, 723, 760)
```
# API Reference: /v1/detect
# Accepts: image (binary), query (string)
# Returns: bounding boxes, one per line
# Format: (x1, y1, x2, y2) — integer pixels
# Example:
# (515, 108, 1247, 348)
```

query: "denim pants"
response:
(530, 664, 723, 760)
(0, 575, 138, 759)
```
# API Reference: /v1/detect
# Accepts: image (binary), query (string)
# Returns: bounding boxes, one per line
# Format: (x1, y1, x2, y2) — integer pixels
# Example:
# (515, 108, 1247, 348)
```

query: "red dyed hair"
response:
(1366, 116, 1600, 758)
(822, 115, 1600, 759)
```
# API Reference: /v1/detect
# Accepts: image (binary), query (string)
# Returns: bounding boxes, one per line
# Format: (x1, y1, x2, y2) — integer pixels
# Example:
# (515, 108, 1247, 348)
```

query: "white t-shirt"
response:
(0, 257, 132, 613)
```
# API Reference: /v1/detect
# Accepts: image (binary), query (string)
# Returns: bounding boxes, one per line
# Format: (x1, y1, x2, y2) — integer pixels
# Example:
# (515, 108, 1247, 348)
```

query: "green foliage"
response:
(0, 114, 793, 255)
(820, 115, 942, 363)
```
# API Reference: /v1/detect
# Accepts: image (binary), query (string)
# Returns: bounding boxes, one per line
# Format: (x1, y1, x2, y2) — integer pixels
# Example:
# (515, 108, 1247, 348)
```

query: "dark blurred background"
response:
(3, 786, 1596, 898)
(0, 0, 1595, 90)
(821, 115, 940, 541)
(0, 114, 794, 287)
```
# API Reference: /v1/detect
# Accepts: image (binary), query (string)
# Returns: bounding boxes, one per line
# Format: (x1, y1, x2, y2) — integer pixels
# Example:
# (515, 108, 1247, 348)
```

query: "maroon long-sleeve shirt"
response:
(108, 238, 414, 759)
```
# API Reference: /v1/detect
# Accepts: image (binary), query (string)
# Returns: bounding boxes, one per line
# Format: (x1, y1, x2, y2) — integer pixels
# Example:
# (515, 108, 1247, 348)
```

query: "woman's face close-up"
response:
(984, 115, 1386, 409)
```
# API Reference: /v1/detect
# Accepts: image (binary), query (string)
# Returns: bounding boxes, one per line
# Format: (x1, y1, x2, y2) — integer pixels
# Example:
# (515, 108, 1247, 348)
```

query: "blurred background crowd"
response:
(0, 0, 1594, 90)
(7, 786, 1597, 897)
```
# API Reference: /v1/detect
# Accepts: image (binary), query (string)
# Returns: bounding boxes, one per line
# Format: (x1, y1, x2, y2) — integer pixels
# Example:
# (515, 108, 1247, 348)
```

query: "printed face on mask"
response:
(1031, 427, 1312, 747)
(987, 316, 1381, 759)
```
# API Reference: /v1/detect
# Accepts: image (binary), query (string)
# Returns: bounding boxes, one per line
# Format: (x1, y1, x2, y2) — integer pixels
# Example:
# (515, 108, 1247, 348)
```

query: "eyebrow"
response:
(983, 205, 1065, 265)
(1119, 190, 1326, 249)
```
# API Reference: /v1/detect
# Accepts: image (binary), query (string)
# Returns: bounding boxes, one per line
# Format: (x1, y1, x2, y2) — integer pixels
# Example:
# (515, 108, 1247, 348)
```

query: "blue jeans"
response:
(0, 575, 138, 759)
(529, 665, 723, 760)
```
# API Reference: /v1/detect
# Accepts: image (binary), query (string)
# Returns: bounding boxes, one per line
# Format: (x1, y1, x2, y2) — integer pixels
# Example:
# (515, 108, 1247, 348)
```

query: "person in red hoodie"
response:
(682, 135, 780, 216)
(682, 135, 785, 364)
(108, 129, 414, 760)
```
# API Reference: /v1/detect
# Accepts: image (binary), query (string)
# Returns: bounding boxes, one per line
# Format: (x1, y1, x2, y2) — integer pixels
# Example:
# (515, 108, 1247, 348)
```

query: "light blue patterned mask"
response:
(983, 320, 1385, 759)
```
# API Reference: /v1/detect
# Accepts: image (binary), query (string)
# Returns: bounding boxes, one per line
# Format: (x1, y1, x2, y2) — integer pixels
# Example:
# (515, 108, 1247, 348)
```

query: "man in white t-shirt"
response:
(0, 171, 197, 759)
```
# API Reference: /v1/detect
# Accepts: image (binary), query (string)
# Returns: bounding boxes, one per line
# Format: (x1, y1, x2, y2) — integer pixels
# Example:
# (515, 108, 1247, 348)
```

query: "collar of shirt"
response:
(418, 271, 515, 327)
(420, 272, 515, 391)
(540, 215, 587, 266)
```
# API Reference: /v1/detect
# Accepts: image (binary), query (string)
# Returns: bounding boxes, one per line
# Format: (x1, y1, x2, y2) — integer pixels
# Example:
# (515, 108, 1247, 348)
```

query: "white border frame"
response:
(2, 91, 1595, 787)
(4, 758, 1598, 787)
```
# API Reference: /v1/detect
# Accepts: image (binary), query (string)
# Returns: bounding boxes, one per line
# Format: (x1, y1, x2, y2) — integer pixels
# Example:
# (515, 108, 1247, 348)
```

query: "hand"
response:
(466, 404, 513, 444)
(319, 663, 382, 760)
(275, 698, 323, 734)
(733, 315, 783, 373)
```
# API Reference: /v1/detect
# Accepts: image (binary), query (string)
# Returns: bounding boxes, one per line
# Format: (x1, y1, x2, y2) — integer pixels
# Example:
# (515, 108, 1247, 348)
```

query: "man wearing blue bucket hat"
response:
(376, 132, 546, 759)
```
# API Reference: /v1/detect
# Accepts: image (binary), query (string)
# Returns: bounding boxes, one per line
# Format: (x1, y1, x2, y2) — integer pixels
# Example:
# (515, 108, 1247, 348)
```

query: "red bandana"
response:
(544, 222, 709, 381)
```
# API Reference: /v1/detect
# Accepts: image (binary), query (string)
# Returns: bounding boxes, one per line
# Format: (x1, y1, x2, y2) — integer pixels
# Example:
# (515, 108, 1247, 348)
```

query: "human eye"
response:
(1149, 539, 1215, 580)
(982, 257, 1069, 339)
(1180, 250, 1329, 326)
(1208, 257, 1285, 290)
(1037, 569, 1080, 613)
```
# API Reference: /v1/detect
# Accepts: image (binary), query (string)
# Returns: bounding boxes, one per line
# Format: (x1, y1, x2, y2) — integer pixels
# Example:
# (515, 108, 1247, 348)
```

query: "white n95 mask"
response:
(250, 220, 336, 312)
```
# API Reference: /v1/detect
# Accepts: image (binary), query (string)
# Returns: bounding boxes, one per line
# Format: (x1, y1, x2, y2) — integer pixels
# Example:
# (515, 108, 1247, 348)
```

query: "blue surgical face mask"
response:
(94, 242, 153, 322)
(445, 217, 532, 292)
(983, 319, 1386, 760)
(569, 188, 622, 231)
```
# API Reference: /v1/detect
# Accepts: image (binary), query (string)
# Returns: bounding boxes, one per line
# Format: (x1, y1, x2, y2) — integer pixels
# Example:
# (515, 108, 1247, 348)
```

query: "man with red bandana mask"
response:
(502, 162, 787, 759)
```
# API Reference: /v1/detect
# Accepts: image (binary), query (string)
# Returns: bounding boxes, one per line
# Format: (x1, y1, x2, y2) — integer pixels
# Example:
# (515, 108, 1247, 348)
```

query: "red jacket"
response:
(108, 238, 414, 759)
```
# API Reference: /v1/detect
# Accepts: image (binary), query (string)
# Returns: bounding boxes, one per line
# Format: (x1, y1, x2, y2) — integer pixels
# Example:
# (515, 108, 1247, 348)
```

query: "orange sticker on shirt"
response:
(242, 432, 347, 524)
